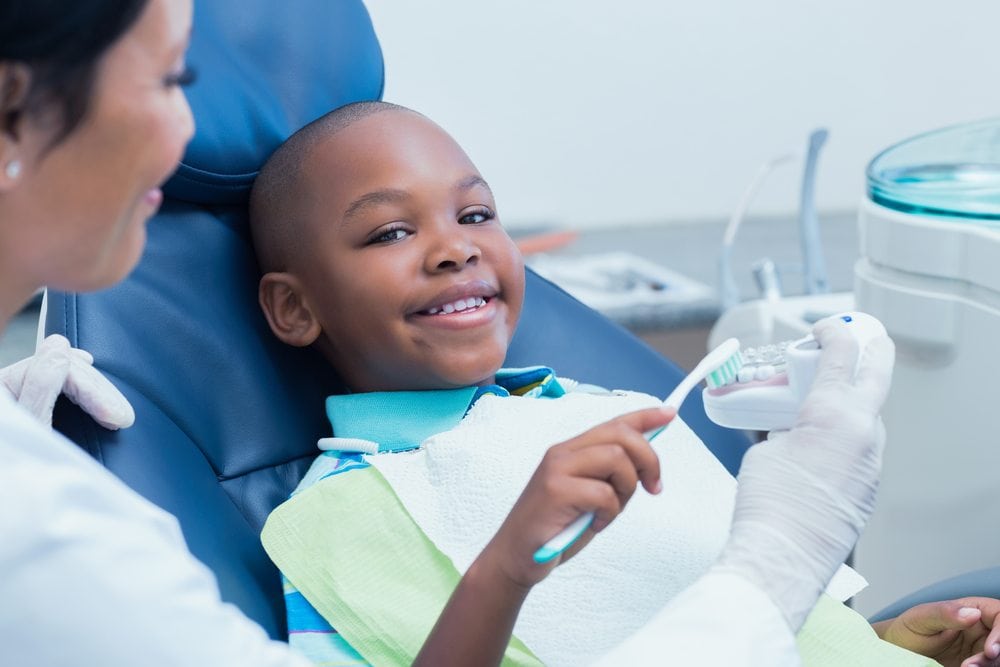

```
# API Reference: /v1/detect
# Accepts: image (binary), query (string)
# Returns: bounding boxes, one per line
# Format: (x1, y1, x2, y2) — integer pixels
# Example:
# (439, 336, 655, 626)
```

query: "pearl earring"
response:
(4, 160, 21, 180)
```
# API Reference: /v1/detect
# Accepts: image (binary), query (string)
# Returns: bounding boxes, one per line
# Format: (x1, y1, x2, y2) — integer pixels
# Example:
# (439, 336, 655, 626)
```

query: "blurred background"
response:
(365, 0, 1000, 229)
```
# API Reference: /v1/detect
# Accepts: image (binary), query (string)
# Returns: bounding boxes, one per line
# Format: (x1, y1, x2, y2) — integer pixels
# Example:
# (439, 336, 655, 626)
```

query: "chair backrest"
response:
(46, 0, 749, 640)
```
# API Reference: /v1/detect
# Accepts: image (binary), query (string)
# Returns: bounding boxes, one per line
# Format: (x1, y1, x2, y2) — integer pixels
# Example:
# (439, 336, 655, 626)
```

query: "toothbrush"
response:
(702, 312, 886, 432)
(532, 337, 743, 564)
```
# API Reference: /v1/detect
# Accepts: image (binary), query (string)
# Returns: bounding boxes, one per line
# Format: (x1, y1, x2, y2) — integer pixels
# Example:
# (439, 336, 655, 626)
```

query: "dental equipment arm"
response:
(716, 315, 895, 630)
(799, 128, 830, 295)
(718, 153, 795, 311)
(0, 334, 135, 430)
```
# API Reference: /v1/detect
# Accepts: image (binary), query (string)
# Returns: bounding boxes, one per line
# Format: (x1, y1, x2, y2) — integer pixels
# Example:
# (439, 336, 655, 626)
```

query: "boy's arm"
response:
(873, 598, 1000, 667)
(413, 407, 672, 667)
(413, 549, 531, 667)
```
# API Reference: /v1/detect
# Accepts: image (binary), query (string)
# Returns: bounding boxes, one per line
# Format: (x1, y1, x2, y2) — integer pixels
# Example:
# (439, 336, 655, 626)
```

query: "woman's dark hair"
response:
(0, 0, 150, 143)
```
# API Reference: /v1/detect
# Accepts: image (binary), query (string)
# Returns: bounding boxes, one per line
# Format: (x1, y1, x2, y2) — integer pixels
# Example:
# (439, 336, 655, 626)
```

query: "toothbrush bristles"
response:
(705, 350, 743, 389)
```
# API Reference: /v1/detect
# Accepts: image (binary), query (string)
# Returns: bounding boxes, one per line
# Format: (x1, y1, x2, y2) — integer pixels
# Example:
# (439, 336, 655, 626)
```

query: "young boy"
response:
(249, 101, 1000, 667)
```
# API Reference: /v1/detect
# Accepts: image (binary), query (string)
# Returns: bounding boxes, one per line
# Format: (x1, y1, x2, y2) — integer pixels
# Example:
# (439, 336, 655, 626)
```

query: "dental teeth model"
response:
(702, 312, 887, 432)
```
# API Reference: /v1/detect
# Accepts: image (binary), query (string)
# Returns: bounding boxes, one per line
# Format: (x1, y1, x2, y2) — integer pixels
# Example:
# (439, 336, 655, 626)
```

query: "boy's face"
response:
(288, 111, 525, 392)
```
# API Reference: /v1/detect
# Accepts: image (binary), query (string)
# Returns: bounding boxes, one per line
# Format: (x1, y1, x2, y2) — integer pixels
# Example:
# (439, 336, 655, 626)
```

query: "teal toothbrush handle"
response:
(533, 512, 594, 563)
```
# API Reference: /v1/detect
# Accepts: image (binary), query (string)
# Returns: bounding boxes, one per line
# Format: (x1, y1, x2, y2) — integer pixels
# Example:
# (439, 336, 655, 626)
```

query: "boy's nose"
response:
(425, 231, 481, 273)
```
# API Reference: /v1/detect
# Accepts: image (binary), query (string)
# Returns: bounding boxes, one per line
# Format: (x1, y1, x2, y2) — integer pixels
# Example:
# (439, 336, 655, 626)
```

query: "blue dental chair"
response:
(50, 0, 965, 643)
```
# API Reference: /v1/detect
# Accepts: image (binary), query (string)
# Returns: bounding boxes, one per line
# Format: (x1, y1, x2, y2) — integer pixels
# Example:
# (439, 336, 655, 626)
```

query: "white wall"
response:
(365, 1, 1000, 230)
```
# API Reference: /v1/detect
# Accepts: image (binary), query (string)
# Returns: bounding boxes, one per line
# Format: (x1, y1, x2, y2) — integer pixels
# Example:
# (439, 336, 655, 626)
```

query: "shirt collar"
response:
(325, 366, 564, 453)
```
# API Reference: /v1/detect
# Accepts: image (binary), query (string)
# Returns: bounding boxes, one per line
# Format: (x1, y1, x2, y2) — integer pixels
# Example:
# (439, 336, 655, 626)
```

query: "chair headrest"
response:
(164, 1, 385, 205)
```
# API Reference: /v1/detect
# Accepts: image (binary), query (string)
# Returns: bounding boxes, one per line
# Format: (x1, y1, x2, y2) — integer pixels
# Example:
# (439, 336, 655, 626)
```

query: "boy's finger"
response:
(616, 406, 676, 432)
(602, 413, 665, 493)
(615, 425, 664, 494)
(561, 477, 623, 532)
(904, 601, 981, 635)
(566, 408, 670, 487)
(963, 652, 1000, 667)
(567, 443, 641, 507)
(567, 408, 674, 453)
(982, 615, 1000, 659)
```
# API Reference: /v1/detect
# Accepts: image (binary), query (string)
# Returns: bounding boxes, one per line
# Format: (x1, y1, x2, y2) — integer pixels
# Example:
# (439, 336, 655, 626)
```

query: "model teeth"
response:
(425, 296, 487, 315)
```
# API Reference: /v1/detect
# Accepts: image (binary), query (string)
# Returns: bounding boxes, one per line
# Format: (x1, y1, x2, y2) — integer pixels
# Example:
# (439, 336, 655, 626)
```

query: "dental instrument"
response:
(532, 337, 742, 564)
(702, 312, 886, 432)
(752, 258, 782, 302)
(799, 128, 830, 295)
(717, 128, 831, 313)
(718, 153, 796, 311)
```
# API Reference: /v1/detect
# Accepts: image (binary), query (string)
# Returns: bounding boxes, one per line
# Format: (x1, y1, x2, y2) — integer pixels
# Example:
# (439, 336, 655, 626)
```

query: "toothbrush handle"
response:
(533, 512, 594, 563)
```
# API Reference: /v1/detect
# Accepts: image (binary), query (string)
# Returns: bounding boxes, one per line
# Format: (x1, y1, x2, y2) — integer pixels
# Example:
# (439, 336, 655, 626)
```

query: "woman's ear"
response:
(258, 272, 322, 347)
(0, 63, 32, 191)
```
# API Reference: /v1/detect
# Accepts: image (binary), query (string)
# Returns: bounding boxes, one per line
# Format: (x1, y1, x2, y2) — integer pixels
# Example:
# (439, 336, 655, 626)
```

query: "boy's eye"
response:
(368, 226, 409, 244)
(458, 207, 495, 225)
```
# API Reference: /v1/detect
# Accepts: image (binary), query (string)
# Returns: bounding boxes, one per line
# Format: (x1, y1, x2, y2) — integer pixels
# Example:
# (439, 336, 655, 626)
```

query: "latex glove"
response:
(0, 334, 134, 430)
(715, 315, 895, 631)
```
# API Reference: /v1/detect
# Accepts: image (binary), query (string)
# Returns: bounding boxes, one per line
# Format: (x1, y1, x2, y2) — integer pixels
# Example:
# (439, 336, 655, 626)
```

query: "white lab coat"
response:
(0, 391, 798, 666)
(595, 570, 800, 665)
(0, 391, 312, 667)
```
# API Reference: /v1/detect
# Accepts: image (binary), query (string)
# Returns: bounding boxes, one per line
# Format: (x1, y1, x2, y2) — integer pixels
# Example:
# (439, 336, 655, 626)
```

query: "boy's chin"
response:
(431, 354, 505, 390)
(439, 367, 503, 390)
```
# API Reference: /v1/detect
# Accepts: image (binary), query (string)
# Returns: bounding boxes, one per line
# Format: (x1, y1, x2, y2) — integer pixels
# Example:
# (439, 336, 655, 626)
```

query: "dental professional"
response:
(0, 0, 309, 664)
(0, 1, 897, 665)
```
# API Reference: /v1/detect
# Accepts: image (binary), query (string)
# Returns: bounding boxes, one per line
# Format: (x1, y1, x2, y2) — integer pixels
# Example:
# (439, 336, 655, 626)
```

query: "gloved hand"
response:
(715, 315, 896, 631)
(0, 334, 135, 430)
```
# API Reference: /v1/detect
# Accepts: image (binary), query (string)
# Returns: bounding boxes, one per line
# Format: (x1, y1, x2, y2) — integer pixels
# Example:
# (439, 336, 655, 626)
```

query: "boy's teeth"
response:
(425, 296, 487, 315)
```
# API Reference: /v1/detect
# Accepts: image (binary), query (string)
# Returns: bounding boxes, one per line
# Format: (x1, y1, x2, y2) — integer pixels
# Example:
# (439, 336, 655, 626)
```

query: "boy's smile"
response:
(260, 108, 525, 393)
(411, 280, 497, 323)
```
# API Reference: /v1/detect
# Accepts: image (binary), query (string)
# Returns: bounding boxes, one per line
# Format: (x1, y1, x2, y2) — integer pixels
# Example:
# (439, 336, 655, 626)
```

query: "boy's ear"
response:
(258, 272, 322, 347)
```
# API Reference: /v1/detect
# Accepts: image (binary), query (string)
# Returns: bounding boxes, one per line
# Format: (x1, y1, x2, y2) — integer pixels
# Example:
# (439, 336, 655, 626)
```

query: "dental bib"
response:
(368, 390, 835, 665)
(263, 385, 934, 666)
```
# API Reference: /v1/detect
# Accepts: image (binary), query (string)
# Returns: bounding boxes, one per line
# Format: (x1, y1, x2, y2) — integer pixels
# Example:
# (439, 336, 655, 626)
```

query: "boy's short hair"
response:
(248, 99, 412, 273)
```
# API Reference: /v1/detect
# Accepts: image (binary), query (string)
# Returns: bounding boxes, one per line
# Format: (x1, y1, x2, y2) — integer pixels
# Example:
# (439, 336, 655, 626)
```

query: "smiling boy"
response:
(251, 102, 523, 394)
(251, 101, 670, 666)
(250, 101, 1000, 667)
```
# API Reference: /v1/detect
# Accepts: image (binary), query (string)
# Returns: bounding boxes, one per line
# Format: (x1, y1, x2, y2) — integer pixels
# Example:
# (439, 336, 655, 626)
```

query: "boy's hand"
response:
(873, 598, 1000, 667)
(477, 406, 673, 593)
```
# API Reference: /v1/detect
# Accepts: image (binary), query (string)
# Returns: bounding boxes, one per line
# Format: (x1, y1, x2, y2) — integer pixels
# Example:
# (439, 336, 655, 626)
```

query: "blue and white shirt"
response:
(282, 367, 568, 665)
